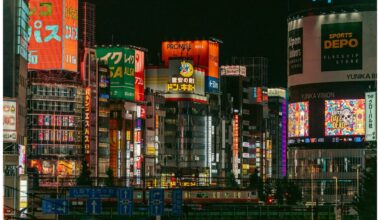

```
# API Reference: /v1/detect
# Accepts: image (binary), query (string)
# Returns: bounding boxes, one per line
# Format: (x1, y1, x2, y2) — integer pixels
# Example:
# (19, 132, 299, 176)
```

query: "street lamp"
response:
(352, 164, 361, 197)
(333, 176, 338, 220)
(310, 165, 314, 220)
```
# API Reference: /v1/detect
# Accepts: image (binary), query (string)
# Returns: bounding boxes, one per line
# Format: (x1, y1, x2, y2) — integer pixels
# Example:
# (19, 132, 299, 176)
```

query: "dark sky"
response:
(92, 0, 288, 87)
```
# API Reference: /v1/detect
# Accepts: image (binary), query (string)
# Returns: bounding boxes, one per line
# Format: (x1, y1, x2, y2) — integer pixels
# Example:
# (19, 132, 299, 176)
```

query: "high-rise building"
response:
(26, 0, 81, 188)
(145, 39, 222, 187)
(3, 0, 29, 217)
(287, 0, 376, 203)
(267, 88, 287, 179)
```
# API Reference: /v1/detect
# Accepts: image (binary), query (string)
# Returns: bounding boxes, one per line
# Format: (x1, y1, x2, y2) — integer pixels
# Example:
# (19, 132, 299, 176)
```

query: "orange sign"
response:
(161, 40, 219, 78)
(28, 0, 78, 72)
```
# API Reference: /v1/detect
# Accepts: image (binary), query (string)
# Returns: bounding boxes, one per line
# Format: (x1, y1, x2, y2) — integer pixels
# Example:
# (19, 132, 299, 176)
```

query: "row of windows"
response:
(30, 85, 78, 98)
(289, 157, 362, 174)
(29, 145, 82, 156)
(29, 101, 76, 112)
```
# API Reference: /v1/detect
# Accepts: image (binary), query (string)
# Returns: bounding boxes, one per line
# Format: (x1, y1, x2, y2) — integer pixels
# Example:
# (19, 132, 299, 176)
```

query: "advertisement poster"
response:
(288, 28, 303, 75)
(365, 92, 376, 141)
(321, 22, 362, 71)
(42, 160, 54, 175)
(28, 0, 78, 72)
(288, 102, 309, 137)
(19, 145, 26, 175)
(135, 50, 145, 102)
(325, 99, 365, 136)
(3, 100, 17, 130)
(96, 47, 135, 100)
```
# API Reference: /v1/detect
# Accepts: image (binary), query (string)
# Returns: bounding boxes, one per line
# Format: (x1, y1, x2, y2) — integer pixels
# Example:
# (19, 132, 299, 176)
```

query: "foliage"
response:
(353, 155, 376, 220)
(248, 169, 264, 200)
(105, 168, 114, 187)
(274, 177, 302, 205)
(226, 172, 239, 188)
(76, 160, 92, 186)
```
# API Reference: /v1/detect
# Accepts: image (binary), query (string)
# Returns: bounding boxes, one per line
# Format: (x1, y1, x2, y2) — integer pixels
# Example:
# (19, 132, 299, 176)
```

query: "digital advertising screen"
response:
(325, 99, 365, 136)
(288, 102, 309, 137)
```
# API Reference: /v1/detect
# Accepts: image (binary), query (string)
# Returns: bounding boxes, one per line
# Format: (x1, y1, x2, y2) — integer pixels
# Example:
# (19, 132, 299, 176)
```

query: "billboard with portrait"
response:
(325, 99, 365, 136)
(28, 0, 78, 72)
(288, 11, 376, 87)
(288, 102, 309, 137)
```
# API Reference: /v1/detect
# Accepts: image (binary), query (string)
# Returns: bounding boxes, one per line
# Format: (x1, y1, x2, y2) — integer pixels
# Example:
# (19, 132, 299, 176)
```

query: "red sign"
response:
(161, 40, 219, 78)
(134, 50, 145, 102)
(84, 87, 91, 163)
(28, 0, 78, 72)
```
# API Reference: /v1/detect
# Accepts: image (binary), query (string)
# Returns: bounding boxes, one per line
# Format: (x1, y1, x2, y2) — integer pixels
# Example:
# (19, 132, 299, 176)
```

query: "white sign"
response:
(365, 92, 376, 141)
(220, 65, 247, 77)
(3, 100, 17, 130)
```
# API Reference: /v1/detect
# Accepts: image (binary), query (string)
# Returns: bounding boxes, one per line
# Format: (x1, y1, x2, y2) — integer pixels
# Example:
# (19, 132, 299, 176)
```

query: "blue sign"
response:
(172, 189, 183, 216)
(69, 187, 117, 198)
(87, 199, 102, 215)
(206, 76, 219, 93)
(42, 199, 69, 215)
(118, 188, 134, 216)
(149, 188, 164, 216)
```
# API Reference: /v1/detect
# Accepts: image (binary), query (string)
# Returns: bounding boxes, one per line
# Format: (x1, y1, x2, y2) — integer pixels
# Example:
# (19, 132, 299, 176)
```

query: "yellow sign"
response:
(147, 146, 155, 155)
(179, 61, 194, 77)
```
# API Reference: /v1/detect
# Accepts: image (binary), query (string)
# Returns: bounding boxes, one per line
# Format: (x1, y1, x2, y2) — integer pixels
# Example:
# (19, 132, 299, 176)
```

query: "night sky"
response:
(92, 0, 289, 87)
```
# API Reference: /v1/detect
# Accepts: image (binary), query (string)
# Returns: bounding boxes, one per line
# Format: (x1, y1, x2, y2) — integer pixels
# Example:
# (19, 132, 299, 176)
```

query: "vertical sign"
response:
(365, 92, 376, 141)
(134, 50, 145, 102)
(124, 48, 135, 100)
(17, 0, 30, 60)
(281, 100, 287, 177)
(3, 100, 17, 142)
(288, 28, 303, 75)
(172, 189, 183, 216)
(149, 189, 164, 216)
(19, 145, 26, 175)
(84, 87, 91, 164)
(62, 0, 78, 71)
(232, 114, 239, 179)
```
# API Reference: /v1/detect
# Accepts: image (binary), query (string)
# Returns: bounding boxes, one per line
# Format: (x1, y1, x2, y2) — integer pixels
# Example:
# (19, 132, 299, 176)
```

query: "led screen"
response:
(288, 102, 309, 137)
(325, 99, 365, 136)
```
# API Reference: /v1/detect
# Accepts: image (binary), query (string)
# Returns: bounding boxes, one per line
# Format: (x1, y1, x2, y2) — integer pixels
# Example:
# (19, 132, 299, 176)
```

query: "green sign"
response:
(96, 48, 135, 101)
(321, 22, 362, 71)
(123, 48, 135, 101)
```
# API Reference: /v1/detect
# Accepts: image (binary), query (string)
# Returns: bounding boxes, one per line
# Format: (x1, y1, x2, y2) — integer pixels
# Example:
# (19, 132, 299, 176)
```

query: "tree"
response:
(105, 168, 114, 186)
(76, 160, 92, 186)
(226, 172, 239, 188)
(353, 155, 376, 219)
(286, 181, 302, 205)
(248, 169, 264, 200)
(274, 178, 287, 205)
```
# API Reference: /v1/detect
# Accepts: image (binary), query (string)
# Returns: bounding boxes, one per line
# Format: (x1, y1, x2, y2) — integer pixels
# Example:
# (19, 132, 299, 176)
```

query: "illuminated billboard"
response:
(162, 40, 220, 84)
(325, 99, 365, 136)
(135, 50, 145, 102)
(288, 11, 376, 86)
(232, 114, 239, 178)
(220, 65, 247, 77)
(3, 100, 17, 142)
(288, 102, 309, 137)
(96, 47, 136, 100)
(28, 0, 78, 72)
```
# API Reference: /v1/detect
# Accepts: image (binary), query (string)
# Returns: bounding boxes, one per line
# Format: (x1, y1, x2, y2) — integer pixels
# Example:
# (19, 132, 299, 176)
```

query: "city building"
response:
(220, 62, 270, 186)
(26, 0, 81, 188)
(3, 0, 29, 217)
(145, 39, 222, 187)
(287, 0, 376, 203)
(267, 88, 287, 179)
(95, 46, 146, 186)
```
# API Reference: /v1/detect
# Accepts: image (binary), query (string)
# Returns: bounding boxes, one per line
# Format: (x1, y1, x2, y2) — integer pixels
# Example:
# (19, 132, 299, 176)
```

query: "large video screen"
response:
(288, 102, 309, 137)
(325, 99, 365, 136)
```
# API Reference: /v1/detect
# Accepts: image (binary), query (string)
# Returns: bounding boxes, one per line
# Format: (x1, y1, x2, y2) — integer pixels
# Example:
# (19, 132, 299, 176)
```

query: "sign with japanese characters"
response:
(28, 0, 78, 72)
(365, 92, 376, 141)
(167, 60, 195, 93)
(96, 48, 135, 100)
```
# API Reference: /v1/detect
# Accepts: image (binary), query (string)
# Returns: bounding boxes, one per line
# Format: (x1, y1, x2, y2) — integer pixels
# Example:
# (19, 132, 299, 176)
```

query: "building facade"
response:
(287, 0, 376, 203)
